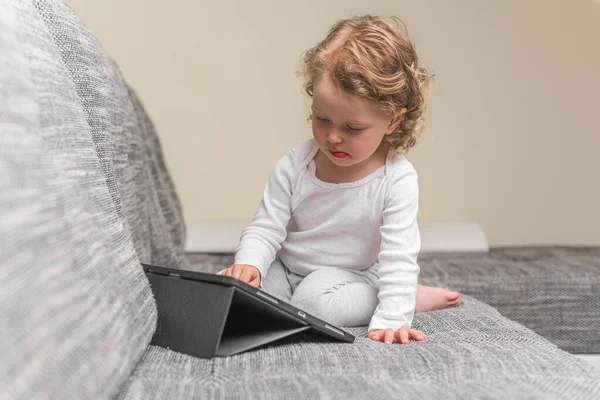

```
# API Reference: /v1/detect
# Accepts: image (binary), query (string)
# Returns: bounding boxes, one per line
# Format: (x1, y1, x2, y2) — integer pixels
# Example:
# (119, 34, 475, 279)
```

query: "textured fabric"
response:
(127, 86, 187, 266)
(117, 294, 600, 400)
(32, 0, 189, 270)
(187, 247, 600, 353)
(0, 2, 156, 398)
(235, 139, 421, 331)
(417, 246, 600, 354)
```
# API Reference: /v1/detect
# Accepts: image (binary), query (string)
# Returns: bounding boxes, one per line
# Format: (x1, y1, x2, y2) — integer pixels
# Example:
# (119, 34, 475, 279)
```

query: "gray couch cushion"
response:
(31, 0, 189, 269)
(417, 247, 600, 354)
(117, 295, 600, 399)
(0, 2, 156, 398)
(127, 86, 188, 267)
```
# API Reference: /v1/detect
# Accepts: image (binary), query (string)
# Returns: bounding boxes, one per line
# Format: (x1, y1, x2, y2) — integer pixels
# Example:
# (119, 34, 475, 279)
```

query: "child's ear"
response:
(385, 108, 408, 135)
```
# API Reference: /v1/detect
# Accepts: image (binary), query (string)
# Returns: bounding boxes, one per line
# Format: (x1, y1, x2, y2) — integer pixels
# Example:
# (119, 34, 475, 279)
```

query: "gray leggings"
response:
(262, 258, 381, 327)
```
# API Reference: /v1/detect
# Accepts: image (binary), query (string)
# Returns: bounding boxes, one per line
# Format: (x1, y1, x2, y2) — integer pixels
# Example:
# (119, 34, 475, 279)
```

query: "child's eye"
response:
(316, 116, 329, 123)
(346, 125, 364, 133)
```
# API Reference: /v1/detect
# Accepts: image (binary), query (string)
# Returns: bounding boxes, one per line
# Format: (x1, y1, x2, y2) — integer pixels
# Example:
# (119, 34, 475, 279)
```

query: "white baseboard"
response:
(185, 219, 489, 253)
(185, 219, 248, 253)
(419, 220, 489, 253)
(576, 354, 600, 371)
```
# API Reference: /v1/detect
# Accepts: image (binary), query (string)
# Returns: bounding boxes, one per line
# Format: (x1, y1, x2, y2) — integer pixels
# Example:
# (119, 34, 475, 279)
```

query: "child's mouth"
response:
(329, 150, 348, 158)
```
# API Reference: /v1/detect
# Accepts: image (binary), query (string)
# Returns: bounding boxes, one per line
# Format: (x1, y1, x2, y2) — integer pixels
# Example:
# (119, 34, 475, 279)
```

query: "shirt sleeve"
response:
(234, 151, 296, 287)
(368, 167, 421, 331)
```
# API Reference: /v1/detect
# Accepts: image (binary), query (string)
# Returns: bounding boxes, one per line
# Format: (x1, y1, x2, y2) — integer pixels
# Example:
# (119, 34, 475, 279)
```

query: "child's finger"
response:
(368, 330, 383, 341)
(396, 328, 409, 344)
(367, 329, 381, 341)
(222, 267, 232, 277)
(409, 329, 426, 340)
(232, 265, 244, 280)
(239, 267, 256, 284)
(247, 276, 260, 288)
(384, 328, 394, 344)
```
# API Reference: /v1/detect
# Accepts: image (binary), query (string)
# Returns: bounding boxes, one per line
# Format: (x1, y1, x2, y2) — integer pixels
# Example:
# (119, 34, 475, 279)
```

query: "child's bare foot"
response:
(415, 284, 460, 313)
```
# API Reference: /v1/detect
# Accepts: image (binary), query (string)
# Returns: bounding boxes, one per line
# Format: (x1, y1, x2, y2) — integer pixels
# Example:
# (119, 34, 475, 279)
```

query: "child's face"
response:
(311, 73, 399, 169)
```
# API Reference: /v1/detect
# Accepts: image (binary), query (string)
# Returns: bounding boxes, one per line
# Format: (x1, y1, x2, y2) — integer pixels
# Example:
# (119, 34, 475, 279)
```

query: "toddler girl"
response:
(221, 15, 460, 345)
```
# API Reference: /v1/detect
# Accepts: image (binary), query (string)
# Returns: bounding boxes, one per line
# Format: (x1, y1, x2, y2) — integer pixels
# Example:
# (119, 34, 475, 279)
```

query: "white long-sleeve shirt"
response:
(234, 139, 421, 331)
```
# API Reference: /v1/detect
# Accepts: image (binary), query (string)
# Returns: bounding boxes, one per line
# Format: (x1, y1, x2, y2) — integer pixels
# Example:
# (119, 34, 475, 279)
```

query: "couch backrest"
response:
(33, 0, 189, 270)
(0, 0, 186, 398)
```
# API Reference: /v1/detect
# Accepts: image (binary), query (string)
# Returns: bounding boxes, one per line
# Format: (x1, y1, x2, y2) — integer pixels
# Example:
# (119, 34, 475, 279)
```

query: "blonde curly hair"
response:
(300, 15, 433, 155)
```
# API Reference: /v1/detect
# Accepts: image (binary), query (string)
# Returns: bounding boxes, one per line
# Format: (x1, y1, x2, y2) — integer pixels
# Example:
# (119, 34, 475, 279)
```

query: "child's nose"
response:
(326, 130, 343, 144)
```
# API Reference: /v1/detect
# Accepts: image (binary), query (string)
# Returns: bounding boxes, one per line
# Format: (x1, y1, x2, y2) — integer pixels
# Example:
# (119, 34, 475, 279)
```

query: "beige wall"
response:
(66, 0, 600, 246)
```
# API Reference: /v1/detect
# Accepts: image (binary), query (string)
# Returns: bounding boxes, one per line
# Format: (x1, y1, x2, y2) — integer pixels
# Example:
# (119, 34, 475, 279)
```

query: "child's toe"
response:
(445, 291, 460, 302)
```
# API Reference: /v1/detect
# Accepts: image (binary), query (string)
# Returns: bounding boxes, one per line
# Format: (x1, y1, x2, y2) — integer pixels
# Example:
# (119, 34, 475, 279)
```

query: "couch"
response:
(1, 1, 599, 399)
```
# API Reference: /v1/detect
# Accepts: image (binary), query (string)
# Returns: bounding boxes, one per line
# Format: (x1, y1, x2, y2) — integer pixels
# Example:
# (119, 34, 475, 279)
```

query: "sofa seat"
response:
(117, 294, 600, 400)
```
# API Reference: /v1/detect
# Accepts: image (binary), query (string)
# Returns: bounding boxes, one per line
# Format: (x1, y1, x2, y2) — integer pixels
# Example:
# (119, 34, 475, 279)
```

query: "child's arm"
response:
(369, 166, 421, 334)
(232, 151, 297, 287)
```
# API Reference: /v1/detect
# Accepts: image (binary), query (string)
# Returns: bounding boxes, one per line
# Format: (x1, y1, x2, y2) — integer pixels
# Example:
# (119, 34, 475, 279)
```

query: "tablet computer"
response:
(142, 263, 355, 357)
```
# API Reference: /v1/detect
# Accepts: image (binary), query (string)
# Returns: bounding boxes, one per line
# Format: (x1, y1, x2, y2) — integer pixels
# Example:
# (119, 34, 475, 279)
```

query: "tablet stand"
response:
(146, 272, 312, 358)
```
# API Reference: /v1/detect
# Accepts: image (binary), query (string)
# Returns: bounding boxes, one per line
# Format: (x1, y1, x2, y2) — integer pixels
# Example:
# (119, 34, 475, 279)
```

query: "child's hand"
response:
(221, 264, 261, 288)
(368, 328, 426, 344)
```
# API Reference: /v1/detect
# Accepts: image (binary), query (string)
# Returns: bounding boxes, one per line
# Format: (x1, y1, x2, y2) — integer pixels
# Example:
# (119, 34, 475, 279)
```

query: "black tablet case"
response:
(143, 264, 354, 358)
